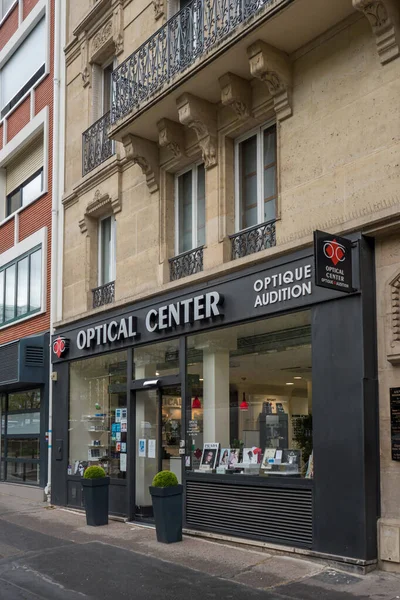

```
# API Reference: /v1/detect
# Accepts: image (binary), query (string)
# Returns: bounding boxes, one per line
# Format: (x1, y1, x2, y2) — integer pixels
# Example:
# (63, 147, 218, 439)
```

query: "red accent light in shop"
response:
(192, 396, 201, 409)
(240, 392, 249, 411)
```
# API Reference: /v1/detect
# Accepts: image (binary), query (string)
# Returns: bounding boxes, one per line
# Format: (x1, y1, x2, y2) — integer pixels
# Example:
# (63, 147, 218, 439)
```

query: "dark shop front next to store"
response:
(51, 233, 379, 566)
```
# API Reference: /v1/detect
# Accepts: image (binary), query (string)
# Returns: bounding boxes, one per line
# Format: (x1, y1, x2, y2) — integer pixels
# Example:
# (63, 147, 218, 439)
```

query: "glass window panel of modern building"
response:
(0, 18, 46, 118)
(236, 123, 277, 230)
(0, 247, 42, 325)
(176, 163, 206, 254)
(186, 311, 313, 478)
(69, 352, 127, 479)
(0, 389, 41, 484)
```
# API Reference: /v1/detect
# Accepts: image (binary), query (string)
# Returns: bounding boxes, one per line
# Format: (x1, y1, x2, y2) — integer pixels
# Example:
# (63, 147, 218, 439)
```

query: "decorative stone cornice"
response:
(247, 41, 292, 121)
(157, 118, 186, 159)
(153, 0, 164, 20)
(386, 269, 400, 364)
(79, 189, 122, 234)
(122, 134, 159, 193)
(78, 1, 124, 87)
(219, 72, 252, 119)
(353, 0, 400, 65)
(176, 93, 218, 169)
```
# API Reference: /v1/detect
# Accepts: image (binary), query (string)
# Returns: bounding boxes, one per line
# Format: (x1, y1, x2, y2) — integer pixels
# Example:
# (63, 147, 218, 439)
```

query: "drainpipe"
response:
(45, 0, 66, 503)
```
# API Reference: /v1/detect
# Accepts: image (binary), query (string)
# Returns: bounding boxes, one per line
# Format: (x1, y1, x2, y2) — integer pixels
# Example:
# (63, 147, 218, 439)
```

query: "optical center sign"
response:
(314, 230, 353, 293)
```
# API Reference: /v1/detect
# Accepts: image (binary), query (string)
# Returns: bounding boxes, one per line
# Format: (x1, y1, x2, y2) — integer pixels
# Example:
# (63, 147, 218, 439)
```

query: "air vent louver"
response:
(25, 346, 44, 367)
(0, 342, 18, 383)
(186, 481, 313, 547)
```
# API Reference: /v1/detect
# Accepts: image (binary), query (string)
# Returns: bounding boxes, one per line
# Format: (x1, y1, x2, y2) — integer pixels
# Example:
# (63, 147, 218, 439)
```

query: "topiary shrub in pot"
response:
(149, 470, 183, 543)
(82, 466, 110, 527)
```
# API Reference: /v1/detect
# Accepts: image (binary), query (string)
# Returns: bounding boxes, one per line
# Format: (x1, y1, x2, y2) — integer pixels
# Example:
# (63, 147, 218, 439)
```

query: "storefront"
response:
(51, 234, 379, 565)
(0, 333, 49, 499)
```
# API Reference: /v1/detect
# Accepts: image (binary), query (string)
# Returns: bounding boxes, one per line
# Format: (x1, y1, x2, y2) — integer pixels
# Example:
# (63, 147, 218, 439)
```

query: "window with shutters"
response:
(235, 122, 277, 231)
(175, 162, 206, 254)
(5, 136, 44, 217)
(0, 18, 46, 118)
(98, 215, 116, 286)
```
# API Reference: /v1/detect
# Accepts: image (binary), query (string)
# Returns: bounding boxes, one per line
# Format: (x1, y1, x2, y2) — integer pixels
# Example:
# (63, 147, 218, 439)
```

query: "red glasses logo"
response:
(53, 336, 69, 359)
(323, 239, 346, 266)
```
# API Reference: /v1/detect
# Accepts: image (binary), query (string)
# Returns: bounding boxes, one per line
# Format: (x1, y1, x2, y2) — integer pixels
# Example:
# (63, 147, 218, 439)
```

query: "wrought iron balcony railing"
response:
(230, 220, 276, 260)
(169, 246, 204, 281)
(92, 281, 115, 308)
(82, 111, 115, 176)
(111, 0, 277, 124)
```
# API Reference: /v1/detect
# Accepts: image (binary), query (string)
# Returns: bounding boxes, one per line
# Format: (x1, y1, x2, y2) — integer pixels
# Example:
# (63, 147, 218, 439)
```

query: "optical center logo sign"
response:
(52, 336, 69, 358)
(314, 230, 353, 293)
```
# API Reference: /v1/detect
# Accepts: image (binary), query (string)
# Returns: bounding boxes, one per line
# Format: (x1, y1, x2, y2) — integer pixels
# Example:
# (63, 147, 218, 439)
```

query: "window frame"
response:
(0, 0, 17, 23)
(0, 245, 42, 326)
(0, 7, 50, 122)
(98, 214, 116, 287)
(6, 168, 44, 218)
(234, 120, 277, 233)
(174, 161, 205, 256)
(101, 59, 115, 116)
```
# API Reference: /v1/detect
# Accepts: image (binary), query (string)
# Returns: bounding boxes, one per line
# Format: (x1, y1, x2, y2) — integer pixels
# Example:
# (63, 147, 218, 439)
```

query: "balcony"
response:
(230, 220, 276, 260)
(109, 0, 354, 141)
(92, 281, 115, 308)
(82, 112, 115, 177)
(169, 246, 204, 281)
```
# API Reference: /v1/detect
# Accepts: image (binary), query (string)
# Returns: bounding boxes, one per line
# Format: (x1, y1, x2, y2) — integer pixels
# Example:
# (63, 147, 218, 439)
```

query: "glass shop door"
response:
(134, 385, 182, 520)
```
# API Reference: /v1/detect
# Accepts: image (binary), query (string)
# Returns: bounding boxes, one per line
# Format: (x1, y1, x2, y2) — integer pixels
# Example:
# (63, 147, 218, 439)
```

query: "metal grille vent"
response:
(25, 346, 44, 367)
(186, 481, 313, 547)
(0, 342, 18, 384)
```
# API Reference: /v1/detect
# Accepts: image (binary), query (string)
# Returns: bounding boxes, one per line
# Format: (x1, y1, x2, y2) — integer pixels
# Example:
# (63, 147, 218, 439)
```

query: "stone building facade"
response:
(58, 0, 400, 570)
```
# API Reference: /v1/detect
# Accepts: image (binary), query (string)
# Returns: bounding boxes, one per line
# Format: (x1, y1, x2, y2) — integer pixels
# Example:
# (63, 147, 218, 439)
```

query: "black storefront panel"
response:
(0, 333, 50, 488)
(51, 236, 379, 562)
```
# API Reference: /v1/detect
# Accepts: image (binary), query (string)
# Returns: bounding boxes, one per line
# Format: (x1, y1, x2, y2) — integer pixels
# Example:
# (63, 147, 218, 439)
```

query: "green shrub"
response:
(152, 470, 178, 488)
(84, 466, 106, 479)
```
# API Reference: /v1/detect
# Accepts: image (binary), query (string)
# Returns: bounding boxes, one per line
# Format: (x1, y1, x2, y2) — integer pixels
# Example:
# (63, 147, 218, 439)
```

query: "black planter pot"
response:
(82, 477, 110, 526)
(149, 484, 183, 543)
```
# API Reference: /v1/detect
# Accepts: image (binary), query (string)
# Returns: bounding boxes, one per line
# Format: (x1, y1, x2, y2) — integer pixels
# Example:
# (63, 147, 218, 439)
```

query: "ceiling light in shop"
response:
(293, 376, 302, 380)
(286, 382, 294, 386)
(199, 378, 204, 381)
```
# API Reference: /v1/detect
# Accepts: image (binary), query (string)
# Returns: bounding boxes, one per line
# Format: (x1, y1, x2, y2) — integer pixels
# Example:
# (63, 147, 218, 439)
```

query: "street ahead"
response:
(0, 494, 399, 600)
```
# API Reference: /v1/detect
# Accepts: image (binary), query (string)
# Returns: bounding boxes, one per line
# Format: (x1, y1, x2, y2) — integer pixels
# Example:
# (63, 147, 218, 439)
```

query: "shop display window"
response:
(186, 311, 313, 478)
(0, 389, 41, 485)
(132, 339, 180, 380)
(69, 351, 127, 478)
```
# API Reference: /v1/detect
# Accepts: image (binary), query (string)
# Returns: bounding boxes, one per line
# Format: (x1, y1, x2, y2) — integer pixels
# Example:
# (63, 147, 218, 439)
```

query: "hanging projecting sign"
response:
(314, 230, 353, 293)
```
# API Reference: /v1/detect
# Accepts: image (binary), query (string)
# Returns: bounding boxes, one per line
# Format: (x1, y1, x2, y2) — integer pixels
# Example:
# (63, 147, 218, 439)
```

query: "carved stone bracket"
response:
(219, 72, 252, 119)
(176, 93, 218, 169)
(153, 0, 164, 20)
(247, 41, 292, 121)
(79, 189, 122, 234)
(123, 134, 160, 193)
(353, 0, 400, 65)
(81, 39, 90, 87)
(157, 118, 186, 159)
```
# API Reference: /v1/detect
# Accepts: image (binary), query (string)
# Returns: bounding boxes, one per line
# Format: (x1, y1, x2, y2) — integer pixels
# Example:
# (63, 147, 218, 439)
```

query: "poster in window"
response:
(219, 448, 230, 467)
(200, 443, 219, 469)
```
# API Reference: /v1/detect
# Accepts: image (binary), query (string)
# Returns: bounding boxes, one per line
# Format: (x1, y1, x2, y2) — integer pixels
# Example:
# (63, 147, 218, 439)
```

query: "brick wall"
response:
(0, 4, 18, 51)
(6, 97, 31, 143)
(0, 0, 55, 346)
(23, 0, 40, 20)
(0, 220, 14, 254)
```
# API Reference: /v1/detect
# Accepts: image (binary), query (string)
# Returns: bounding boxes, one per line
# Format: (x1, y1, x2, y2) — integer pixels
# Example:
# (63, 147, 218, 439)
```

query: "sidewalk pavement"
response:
(0, 490, 399, 599)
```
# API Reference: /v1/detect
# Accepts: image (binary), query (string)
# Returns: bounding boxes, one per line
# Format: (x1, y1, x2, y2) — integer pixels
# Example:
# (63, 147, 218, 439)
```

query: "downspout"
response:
(45, 0, 65, 503)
